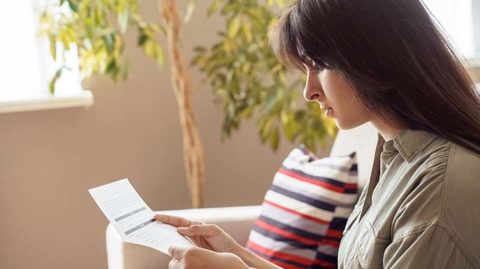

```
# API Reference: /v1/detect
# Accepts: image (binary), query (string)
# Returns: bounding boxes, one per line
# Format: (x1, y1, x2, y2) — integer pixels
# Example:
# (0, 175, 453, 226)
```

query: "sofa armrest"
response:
(106, 205, 261, 269)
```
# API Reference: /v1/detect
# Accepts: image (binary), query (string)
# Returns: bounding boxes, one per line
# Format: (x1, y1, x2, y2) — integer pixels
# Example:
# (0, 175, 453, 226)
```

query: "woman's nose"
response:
(303, 70, 323, 102)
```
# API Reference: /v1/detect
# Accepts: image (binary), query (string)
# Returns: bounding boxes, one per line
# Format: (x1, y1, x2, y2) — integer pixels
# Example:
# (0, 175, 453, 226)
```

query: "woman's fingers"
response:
(154, 214, 202, 228)
(154, 214, 219, 238)
(177, 224, 221, 238)
(168, 245, 190, 260)
(168, 246, 249, 269)
(168, 258, 182, 269)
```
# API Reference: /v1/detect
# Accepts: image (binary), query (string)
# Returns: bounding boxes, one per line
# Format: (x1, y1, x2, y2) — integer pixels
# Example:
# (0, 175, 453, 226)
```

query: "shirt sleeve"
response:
(383, 223, 474, 268)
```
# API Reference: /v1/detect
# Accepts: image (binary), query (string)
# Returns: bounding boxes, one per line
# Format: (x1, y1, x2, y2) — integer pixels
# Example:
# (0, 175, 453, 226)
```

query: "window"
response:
(422, 0, 479, 59)
(0, 1, 92, 114)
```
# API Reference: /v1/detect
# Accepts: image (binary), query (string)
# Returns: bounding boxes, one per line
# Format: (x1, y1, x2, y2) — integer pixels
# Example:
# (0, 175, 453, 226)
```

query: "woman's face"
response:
(303, 67, 372, 130)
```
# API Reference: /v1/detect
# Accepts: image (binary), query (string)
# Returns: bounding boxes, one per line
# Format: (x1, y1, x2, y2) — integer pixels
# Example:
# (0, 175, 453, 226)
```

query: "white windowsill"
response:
(0, 90, 93, 114)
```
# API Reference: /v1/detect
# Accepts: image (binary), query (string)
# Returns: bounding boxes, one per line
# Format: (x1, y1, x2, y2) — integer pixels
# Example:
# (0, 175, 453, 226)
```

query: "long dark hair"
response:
(269, 0, 480, 154)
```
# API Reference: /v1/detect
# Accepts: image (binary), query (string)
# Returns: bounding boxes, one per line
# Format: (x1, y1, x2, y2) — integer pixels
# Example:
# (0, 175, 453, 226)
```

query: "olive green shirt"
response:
(338, 130, 480, 268)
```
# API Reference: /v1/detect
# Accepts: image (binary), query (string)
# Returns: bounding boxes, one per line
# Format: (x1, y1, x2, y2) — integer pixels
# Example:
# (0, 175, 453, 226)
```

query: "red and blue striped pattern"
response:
(247, 147, 358, 269)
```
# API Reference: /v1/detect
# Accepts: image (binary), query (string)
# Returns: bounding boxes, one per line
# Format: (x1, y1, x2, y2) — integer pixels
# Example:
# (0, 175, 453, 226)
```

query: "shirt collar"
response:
(382, 130, 437, 162)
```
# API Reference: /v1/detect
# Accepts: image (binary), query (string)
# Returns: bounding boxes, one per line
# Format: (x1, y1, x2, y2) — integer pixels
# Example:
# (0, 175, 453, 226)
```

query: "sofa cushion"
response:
(246, 146, 358, 269)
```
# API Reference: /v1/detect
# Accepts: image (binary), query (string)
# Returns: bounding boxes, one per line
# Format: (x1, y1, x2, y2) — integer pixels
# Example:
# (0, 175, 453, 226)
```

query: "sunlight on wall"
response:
(422, 0, 476, 58)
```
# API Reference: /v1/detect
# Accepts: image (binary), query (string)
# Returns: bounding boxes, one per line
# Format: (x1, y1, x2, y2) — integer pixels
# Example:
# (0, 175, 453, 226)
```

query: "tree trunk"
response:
(159, 0, 205, 208)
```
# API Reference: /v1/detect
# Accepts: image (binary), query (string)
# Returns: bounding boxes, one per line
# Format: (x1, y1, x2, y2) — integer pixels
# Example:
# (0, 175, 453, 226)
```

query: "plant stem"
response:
(159, 0, 205, 208)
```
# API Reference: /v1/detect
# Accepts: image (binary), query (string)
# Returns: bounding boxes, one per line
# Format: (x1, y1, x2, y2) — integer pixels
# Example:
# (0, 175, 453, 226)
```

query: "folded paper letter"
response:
(89, 178, 195, 255)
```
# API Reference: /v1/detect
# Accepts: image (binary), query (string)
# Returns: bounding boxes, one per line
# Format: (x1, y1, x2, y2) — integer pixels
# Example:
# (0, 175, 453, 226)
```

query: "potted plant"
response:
(39, 0, 335, 208)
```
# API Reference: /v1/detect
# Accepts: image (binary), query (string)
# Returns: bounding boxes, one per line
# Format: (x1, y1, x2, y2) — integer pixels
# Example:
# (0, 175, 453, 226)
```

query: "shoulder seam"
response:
(392, 143, 450, 240)
(439, 143, 480, 268)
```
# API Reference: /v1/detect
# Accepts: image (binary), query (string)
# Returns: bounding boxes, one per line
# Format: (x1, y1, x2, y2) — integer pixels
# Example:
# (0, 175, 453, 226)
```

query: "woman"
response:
(157, 0, 480, 268)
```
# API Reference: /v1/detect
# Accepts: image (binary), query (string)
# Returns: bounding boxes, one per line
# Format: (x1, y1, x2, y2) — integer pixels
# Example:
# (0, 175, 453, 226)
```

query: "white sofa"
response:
(106, 124, 378, 269)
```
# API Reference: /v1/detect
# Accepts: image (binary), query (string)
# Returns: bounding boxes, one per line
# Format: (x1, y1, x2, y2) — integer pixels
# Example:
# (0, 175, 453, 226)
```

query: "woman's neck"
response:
(369, 116, 405, 141)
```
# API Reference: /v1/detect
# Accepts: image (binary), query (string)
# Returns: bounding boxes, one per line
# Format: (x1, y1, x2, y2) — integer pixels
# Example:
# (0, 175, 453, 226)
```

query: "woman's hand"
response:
(154, 214, 242, 254)
(155, 214, 279, 269)
(167, 245, 249, 269)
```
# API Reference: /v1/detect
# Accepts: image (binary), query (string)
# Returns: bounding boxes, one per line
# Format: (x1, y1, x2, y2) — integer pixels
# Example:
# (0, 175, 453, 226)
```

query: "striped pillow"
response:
(246, 146, 358, 269)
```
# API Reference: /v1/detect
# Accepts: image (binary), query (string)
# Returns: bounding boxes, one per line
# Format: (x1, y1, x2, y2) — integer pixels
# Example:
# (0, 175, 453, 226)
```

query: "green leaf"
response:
(240, 106, 254, 118)
(259, 117, 273, 140)
(105, 59, 117, 75)
(193, 46, 206, 53)
(280, 110, 289, 125)
(104, 33, 115, 53)
(242, 24, 253, 43)
(144, 40, 156, 58)
(137, 29, 148, 46)
(283, 119, 298, 141)
(155, 44, 165, 66)
(184, 0, 196, 23)
(49, 68, 64, 94)
(325, 118, 338, 137)
(48, 34, 56, 60)
(118, 8, 129, 33)
(228, 17, 241, 38)
(270, 126, 280, 150)
(66, 0, 78, 12)
(207, 0, 220, 17)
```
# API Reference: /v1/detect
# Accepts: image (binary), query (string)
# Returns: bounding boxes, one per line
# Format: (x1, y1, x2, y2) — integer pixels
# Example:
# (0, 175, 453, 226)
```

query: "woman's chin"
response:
(335, 120, 366, 130)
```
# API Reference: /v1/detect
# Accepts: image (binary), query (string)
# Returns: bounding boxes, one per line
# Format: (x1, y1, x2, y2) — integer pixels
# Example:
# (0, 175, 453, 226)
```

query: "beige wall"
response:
(0, 2, 315, 268)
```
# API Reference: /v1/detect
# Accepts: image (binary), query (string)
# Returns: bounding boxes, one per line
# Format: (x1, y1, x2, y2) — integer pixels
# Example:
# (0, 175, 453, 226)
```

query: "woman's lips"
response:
(325, 108, 333, 117)
(321, 105, 333, 117)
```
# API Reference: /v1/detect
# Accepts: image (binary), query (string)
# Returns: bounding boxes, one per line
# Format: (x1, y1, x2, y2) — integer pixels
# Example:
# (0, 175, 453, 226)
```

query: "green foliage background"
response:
(40, 0, 336, 153)
(193, 0, 336, 151)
